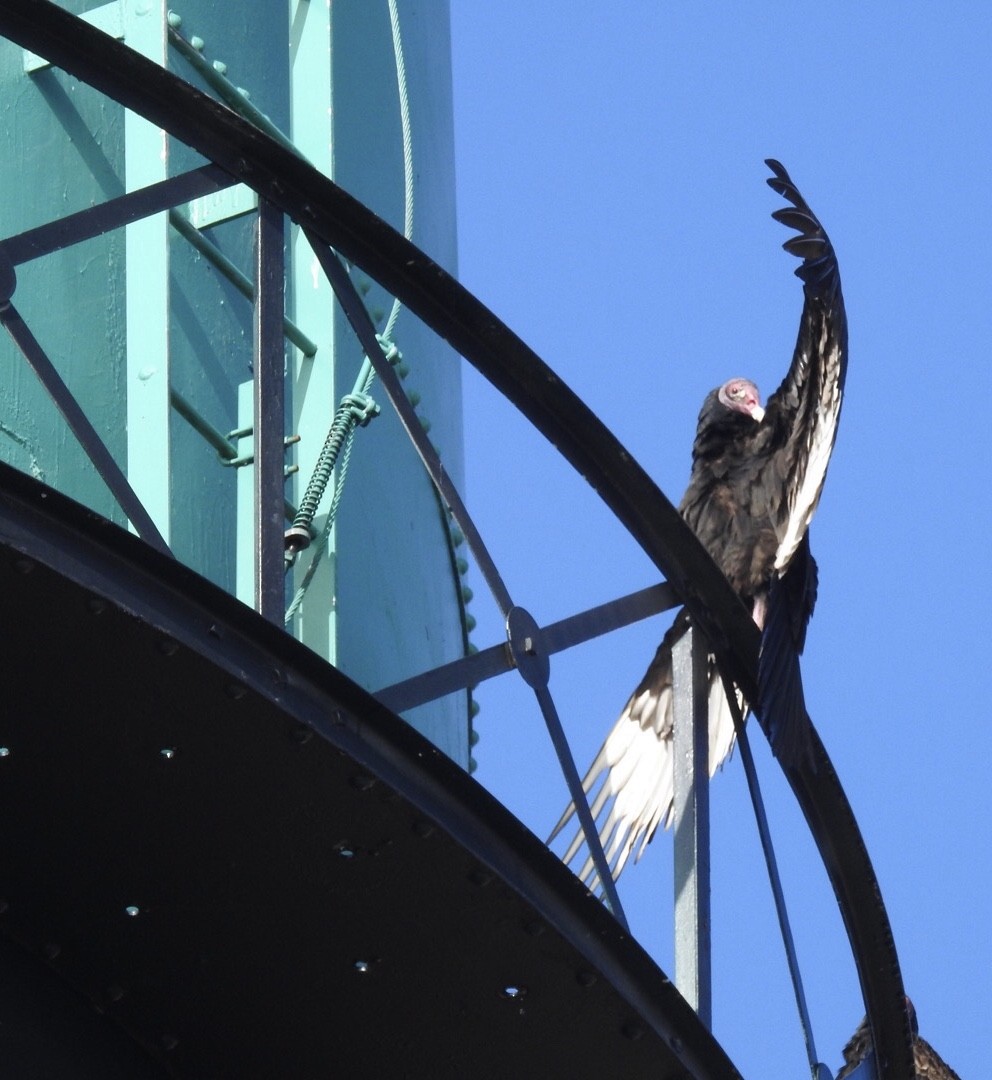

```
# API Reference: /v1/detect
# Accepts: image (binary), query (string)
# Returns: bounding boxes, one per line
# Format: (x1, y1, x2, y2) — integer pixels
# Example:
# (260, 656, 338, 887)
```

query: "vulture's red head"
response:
(718, 377, 765, 422)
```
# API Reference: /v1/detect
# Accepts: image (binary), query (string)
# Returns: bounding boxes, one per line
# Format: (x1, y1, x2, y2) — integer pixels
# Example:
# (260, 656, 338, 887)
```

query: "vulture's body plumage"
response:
(837, 1002, 962, 1080)
(551, 160, 847, 884)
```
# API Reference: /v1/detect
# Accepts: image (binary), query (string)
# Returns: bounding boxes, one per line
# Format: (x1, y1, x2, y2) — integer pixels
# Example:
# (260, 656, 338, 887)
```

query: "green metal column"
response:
(284, 1, 468, 765)
(289, 0, 338, 663)
(124, 0, 171, 544)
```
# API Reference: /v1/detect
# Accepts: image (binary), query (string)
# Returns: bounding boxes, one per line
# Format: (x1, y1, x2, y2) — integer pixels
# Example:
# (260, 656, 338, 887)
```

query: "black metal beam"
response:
(1, 164, 233, 266)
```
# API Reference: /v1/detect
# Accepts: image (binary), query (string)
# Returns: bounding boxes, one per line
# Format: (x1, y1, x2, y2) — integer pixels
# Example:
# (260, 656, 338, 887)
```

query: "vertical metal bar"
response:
(253, 199, 286, 623)
(672, 623, 712, 1025)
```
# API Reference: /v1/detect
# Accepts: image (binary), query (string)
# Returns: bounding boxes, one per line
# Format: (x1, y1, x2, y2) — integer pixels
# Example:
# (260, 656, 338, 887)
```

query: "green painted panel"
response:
(0, 15, 127, 523)
(326, 1, 468, 766)
(0, 1, 467, 767)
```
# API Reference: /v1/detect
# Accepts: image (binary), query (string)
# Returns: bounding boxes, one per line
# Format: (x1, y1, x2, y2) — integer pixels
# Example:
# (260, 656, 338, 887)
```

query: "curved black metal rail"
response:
(0, 5, 913, 1077)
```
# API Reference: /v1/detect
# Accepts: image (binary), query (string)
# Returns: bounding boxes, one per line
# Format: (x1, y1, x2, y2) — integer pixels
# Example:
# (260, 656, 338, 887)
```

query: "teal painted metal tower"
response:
(0, 0, 469, 765)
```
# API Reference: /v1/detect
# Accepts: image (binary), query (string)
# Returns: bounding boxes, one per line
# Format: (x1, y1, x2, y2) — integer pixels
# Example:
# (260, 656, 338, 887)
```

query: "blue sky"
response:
(449, 5, 989, 1077)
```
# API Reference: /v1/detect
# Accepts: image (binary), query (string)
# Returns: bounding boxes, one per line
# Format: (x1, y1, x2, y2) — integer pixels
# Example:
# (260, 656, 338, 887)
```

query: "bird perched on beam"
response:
(837, 999, 961, 1080)
(550, 160, 847, 885)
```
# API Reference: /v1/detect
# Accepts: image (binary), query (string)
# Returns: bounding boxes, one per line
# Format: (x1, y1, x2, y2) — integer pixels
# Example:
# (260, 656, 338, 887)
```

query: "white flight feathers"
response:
(550, 646, 744, 888)
(774, 337, 843, 573)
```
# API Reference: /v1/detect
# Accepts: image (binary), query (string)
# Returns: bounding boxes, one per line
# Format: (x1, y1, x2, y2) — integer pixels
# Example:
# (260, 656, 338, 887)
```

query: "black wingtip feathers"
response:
(765, 160, 839, 296)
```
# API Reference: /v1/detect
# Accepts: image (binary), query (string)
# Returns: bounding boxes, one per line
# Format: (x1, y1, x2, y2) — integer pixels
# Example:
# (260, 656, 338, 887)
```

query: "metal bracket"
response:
(221, 431, 301, 469)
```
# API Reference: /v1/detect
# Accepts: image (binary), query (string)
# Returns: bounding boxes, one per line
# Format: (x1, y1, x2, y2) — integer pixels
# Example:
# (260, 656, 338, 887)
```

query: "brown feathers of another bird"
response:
(836, 1003, 961, 1080)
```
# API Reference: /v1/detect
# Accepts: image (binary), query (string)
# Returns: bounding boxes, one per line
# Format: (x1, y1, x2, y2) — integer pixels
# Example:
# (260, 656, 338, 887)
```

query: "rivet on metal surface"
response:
(349, 773, 376, 792)
(575, 970, 598, 988)
(669, 1035, 684, 1055)
(290, 726, 313, 745)
(225, 682, 247, 700)
(621, 1022, 645, 1042)
(411, 819, 435, 839)
(156, 638, 179, 657)
(13, 557, 33, 574)
(159, 747, 177, 760)
(334, 842, 356, 859)
(161, 1035, 179, 1052)
(467, 867, 492, 888)
(107, 983, 125, 1003)
(499, 985, 527, 1000)
(0, 747, 9, 758)
(42, 942, 60, 960)
(124, 905, 140, 918)
(0, 900, 8, 914)
(353, 960, 372, 974)
(85, 597, 106, 615)
(504, 607, 550, 690)
(521, 919, 544, 938)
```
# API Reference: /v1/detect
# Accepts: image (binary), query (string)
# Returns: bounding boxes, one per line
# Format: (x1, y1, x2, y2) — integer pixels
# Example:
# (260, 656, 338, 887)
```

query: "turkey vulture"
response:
(836, 1000, 962, 1080)
(550, 160, 847, 884)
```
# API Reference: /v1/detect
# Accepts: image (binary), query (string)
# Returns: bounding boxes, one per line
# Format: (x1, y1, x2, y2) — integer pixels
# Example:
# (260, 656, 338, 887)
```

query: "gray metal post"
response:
(672, 622, 712, 1026)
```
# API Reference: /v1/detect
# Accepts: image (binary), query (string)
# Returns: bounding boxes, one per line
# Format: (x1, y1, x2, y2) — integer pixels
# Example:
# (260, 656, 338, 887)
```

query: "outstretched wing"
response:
(757, 161, 846, 762)
(548, 611, 741, 887)
(762, 158, 848, 575)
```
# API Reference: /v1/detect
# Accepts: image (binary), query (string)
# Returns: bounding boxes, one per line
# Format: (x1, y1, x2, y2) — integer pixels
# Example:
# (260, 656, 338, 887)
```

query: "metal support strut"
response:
(672, 623, 712, 1026)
